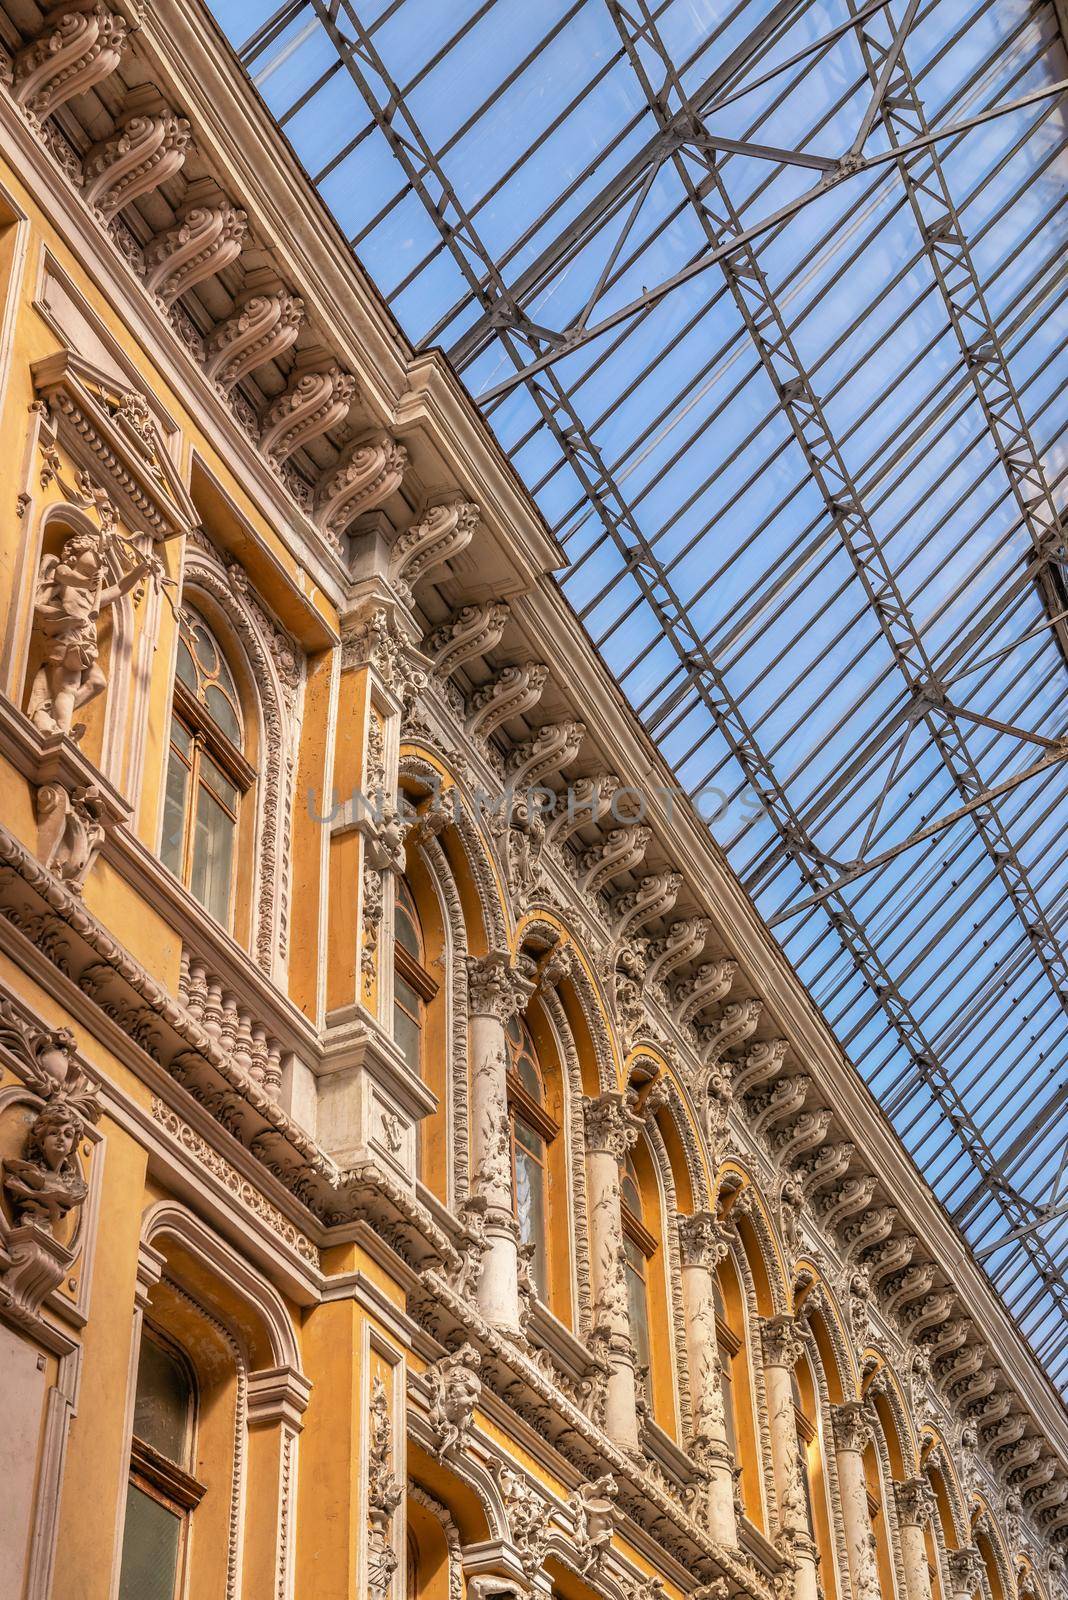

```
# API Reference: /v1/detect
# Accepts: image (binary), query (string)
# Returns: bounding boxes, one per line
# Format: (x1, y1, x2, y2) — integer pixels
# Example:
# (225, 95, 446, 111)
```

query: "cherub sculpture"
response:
(27, 527, 159, 741)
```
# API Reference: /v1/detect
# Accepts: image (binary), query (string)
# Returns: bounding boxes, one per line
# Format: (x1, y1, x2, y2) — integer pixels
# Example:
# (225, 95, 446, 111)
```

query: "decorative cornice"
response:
(13, 5, 129, 122)
(465, 662, 549, 741)
(424, 601, 510, 679)
(389, 497, 479, 601)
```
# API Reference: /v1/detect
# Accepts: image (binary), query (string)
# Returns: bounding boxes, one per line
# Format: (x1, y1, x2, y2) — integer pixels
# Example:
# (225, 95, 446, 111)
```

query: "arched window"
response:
(621, 1154, 655, 1381)
(712, 1277, 738, 1456)
(394, 875, 437, 1079)
(505, 1014, 557, 1300)
(118, 1326, 205, 1600)
(161, 609, 253, 927)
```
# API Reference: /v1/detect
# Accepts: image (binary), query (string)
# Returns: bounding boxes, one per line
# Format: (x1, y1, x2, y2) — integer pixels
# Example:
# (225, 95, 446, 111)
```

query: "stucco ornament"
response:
(570, 1473, 619, 1573)
(28, 523, 160, 740)
(444, 1194, 489, 1302)
(367, 1376, 402, 1599)
(36, 780, 108, 892)
(426, 1343, 482, 1460)
(494, 1464, 550, 1581)
(0, 1004, 100, 1329)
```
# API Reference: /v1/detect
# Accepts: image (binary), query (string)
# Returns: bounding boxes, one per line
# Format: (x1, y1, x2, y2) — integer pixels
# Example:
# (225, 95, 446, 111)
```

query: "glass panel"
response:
(621, 1170, 642, 1219)
(175, 638, 197, 693)
(513, 1128, 547, 1299)
(118, 1483, 181, 1600)
(133, 1335, 191, 1464)
(719, 1346, 736, 1454)
(190, 783, 235, 926)
(160, 724, 190, 879)
(625, 1236, 651, 1375)
(395, 902, 422, 960)
(191, 619, 219, 674)
(515, 1051, 542, 1103)
(199, 752, 238, 813)
(205, 684, 241, 746)
(393, 995, 421, 1074)
(505, 1016, 522, 1047)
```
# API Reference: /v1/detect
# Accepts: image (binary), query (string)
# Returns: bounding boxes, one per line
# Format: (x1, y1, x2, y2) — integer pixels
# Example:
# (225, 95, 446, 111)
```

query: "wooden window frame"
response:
(121, 1329, 206, 1600)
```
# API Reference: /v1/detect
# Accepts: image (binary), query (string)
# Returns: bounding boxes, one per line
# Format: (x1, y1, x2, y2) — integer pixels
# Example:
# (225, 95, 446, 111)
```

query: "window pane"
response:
(175, 638, 198, 693)
(719, 1350, 736, 1453)
(199, 752, 238, 812)
(516, 1051, 542, 1103)
(133, 1336, 190, 1464)
(205, 683, 241, 746)
(625, 1237, 651, 1375)
(118, 1483, 180, 1600)
(393, 999, 421, 1074)
(160, 723, 190, 878)
(190, 783, 235, 925)
(621, 1171, 642, 1218)
(395, 904, 422, 960)
(514, 1133, 547, 1298)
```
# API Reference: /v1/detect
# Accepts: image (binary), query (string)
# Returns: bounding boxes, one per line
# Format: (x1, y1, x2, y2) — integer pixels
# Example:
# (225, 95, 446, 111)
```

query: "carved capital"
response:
(831, 1400, 873, 1455)
(205, 290, 304, 393)
(947, 1546, 985, 1593)
(760, 1313, 805, 1371)
(583, 1091, 640, 1163)
(678, 1211, 731, 1271)
(143, 201, 248, 306)
(466, 951, 534, 1022)
(893, 1477, 933, 1528)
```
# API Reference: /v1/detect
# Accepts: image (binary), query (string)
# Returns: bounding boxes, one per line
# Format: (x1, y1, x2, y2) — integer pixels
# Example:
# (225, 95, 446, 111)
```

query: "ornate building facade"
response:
(0, 4, 1064, 1600)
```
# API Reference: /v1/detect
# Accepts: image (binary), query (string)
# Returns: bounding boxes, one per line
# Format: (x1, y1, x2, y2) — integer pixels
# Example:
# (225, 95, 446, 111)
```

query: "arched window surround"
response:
(171, 545, 302, 975)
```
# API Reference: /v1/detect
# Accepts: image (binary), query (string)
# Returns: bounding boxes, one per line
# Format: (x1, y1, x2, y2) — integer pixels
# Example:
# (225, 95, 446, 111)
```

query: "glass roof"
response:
(212, 0, 1068, 1397)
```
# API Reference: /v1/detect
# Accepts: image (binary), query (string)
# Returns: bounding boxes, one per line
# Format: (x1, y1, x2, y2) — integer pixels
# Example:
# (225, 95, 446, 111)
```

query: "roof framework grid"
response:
(217, 0, 1068, 1396)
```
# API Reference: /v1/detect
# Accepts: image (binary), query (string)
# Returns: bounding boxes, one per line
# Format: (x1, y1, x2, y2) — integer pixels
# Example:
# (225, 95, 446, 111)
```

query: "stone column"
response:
(467, 951, 533, 1332)
(678, 1212, 737, 1546)
(584, 1090, 641, 1453)
(832, 1401, 881, 1600)
(760, 1316, 820, 1600)
(947, 1546, 985, 1600)
(894, 1478, 934, 1600)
